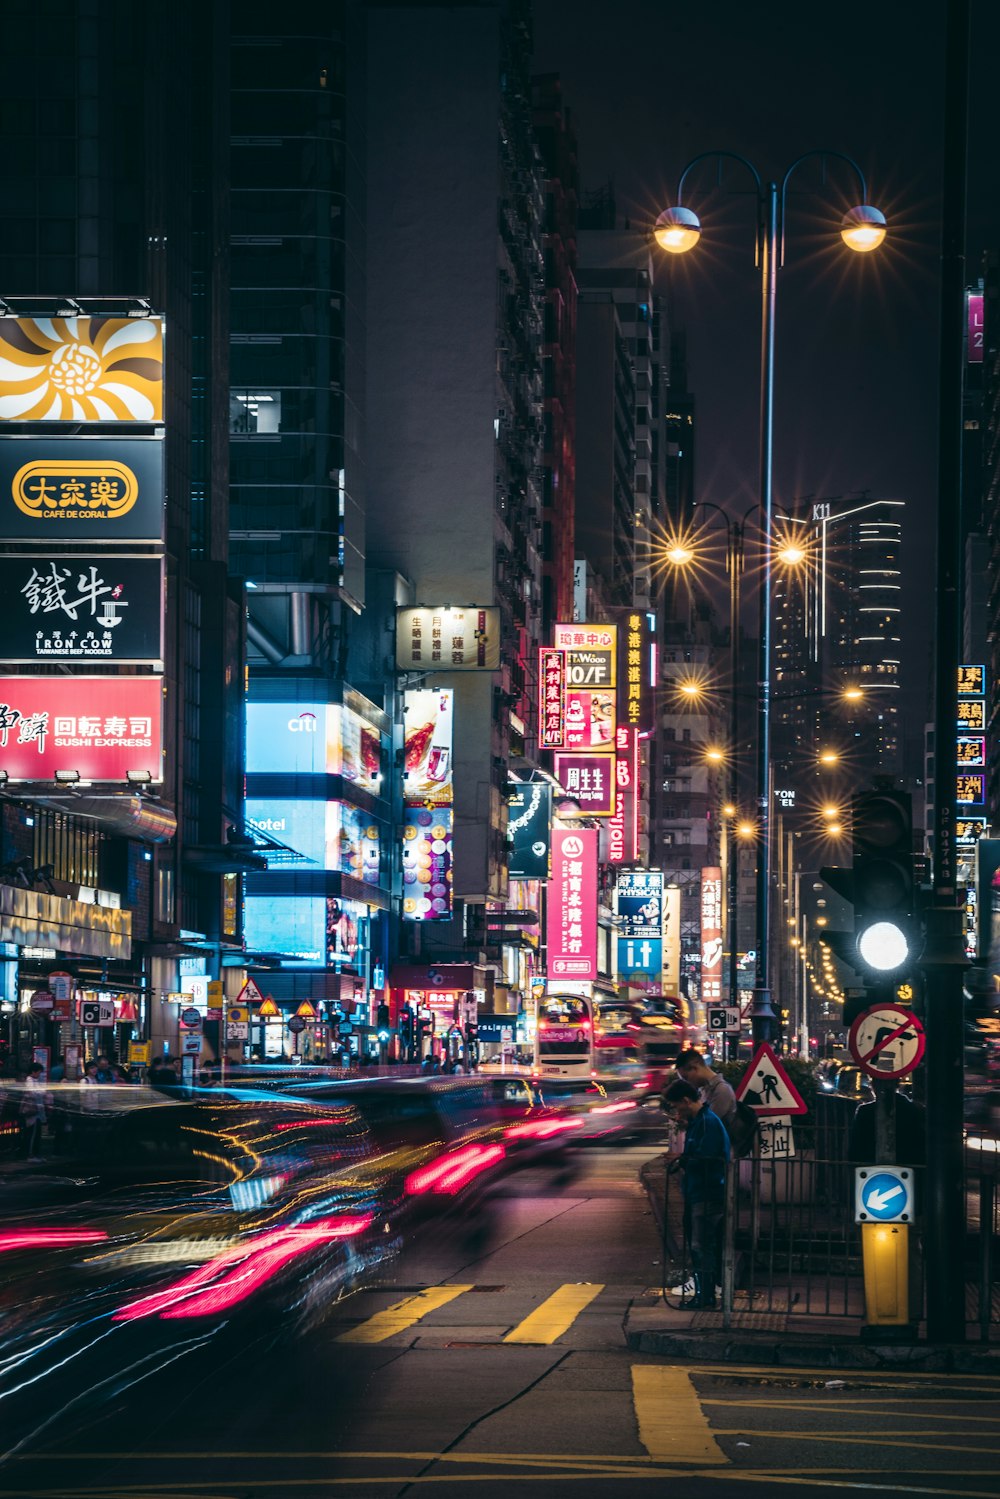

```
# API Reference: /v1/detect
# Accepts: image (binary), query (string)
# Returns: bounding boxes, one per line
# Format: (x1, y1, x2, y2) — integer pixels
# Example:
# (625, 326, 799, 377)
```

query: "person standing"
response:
(20, 1064, 48, 1162)
(661, 1077, 731, 1308)
(673, 1048, 737, 1130)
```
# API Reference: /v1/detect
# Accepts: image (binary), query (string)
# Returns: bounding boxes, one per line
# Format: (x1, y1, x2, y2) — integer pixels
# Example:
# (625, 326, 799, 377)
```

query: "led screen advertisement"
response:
(243, 895, 368, 967)
(396, 607, 501, 670)
(402, 806, 453, 920)
(506, 781, 551, 879)
(402, 688, 453, 806)
(0, 554, 163, 664)
(0, 676, 162, 782)
(245, 701, 382, 787)
(546, 828, 598, 981)
(245, 798, 380, 883)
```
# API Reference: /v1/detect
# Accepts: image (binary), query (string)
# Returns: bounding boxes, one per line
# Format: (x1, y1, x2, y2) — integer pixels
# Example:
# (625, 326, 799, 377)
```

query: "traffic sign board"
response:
(287, 1016, 306, 1034)
(258, 995, 279, 1018)
(29, 991, 54, 1014)
(855, 1165, 915, 1223)
(707, 1005, 740, 1034)
(179, 1007, 203, 1031)
(848, 1004, 925, 1080)
(295, 1000, 317, 1019)
(237, 978, 265, 1007)
(734, 1042, 808, 1117)
(181, 1032, 203, 1056)
(81, 999, 115, 1027)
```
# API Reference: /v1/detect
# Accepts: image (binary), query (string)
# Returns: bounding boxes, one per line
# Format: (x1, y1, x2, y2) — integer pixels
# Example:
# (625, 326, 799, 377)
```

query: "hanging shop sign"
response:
(662, 884, 682, 996)
(551, 623, 617, 750)
(546, 828, 598, 982)
(0, 675, 162, 782)
(958, 664, 986, 696)
(0, 553, 164, 664)
(400, 688, 454, 923)
(957, 773, 986, 807)
(506, 781, 551, 879)
(396, 606, 500, 671)
(606, 725, 639, 864)
(969, 292, 985, 363)
(0, 437, 165, 542)
(613, 609, 655, 734)
(0, 317, 163, 424)
(616, 870, 664, 939)
(553, 751, 615, 816)
(402, 688, 453, 807)
(700, 866, 724, 1005)
(539, 648, 566, 749)
(401, 806, 453, 921)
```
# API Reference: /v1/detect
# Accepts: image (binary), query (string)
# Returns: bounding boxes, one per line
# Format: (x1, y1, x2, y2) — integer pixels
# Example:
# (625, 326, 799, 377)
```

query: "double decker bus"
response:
(533, 992, 595, 1080)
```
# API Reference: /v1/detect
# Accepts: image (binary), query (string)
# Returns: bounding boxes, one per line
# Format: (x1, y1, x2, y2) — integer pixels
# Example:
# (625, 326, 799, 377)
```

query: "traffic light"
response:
(821, 787, 916, 986)
(376, 1002, 391, 1031)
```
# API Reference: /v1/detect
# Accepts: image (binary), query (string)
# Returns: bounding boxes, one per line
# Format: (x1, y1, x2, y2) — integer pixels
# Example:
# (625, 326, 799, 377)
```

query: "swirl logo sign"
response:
(0, 318, 163, 423)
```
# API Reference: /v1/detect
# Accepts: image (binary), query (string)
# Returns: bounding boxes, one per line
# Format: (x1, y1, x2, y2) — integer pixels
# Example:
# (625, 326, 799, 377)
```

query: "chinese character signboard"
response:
(957, 699, 986, 731)
(546, 828, 597, 980)
(957, 773, 986, 806)
(563, 688, 615, 750)
(0, 318, 163, 424)
(606, 725, 639, 864)
(0, 438, 165, 542)
(539, 648, 566, 749)
(506, 781, 551, 879)
(956, 818, 988, 847)
(553, 622, 617, 751)
(957, 736, 986, 767)
(0, 676, 162, 781)
(958, 664, 986, 696)
(553, 752, 614, 816)
(614, 610, 653, 733)
(0, 554, 163, 664)
(396, 607, 500, 671)
(701, 867, 724, 1004)
(402, 689, 454, 921)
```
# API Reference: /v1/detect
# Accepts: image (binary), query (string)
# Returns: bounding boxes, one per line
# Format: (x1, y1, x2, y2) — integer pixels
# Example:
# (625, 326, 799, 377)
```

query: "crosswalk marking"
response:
(335, 1284, 474, 1344)
(502, 1282, 604, 1345)
(631, 1365, 728, 1465)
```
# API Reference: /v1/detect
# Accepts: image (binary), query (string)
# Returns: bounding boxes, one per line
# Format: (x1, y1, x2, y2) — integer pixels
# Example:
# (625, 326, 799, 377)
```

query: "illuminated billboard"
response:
(0, 554, 163, 664)
(616, 870, 664, 938)
(243, 894, 368, 967)
(553, 752, 614, 816)
(606, 726, 639, 863)
(539, 648, 566, 748)
(402, 688, 453, 806)
(245, 798, 380, 883)
(396, 606, 501, 670)
(0, 437, 165, 542)
(245, 701, 382, 786)
(0, 317, 164, 424)
(0, 676, 162, 782)
(402, 806, 453, 920)
(701, 867, 724, 1004)
(547, 828, 598, 981)
(507, 782, 551, 879)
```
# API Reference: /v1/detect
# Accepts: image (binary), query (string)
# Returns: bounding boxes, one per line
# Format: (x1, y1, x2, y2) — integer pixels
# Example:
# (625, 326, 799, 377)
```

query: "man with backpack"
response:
(674, 1049, 736, 1126)
(661, 1077, 730, 1308)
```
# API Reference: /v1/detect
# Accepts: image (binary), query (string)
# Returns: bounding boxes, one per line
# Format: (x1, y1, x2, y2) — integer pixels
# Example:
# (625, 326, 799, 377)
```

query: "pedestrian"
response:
(661, 1076, 730, 1309)
(20, 1064, 48, 1162)
(673, 1049, 737, 1130)
(94, 1057, 118, 1085)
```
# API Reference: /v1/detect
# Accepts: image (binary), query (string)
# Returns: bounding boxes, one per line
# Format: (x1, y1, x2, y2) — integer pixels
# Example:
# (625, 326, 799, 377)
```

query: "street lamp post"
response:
(655, 152, 887, 1045)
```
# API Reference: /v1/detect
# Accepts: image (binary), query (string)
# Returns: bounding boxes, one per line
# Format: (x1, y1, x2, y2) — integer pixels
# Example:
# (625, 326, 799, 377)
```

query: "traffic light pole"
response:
(922, 0, 969, 1345)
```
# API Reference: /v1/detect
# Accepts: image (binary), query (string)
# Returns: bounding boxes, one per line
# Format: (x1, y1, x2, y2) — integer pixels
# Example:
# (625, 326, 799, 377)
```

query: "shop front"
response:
(388, 963, 492, 1067)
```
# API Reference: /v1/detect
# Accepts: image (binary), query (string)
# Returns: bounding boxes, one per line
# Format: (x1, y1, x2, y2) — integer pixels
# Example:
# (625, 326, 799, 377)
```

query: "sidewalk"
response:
(633, 1151, 1000, 1374)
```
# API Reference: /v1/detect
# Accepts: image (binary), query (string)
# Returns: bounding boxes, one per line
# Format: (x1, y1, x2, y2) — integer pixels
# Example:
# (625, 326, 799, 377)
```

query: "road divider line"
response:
(632, 1365, 728, 1465)
(502, 1282, 604, 1344)
(336, 1284, 474, 1344)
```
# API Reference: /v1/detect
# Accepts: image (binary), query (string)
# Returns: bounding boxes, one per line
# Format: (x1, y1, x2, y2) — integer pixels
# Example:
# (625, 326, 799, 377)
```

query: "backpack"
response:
(726, 1099, 759, 1159)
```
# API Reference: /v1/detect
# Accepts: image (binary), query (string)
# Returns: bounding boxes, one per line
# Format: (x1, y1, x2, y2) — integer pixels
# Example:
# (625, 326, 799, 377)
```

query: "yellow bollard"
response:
(861, 1222, 909, 1325)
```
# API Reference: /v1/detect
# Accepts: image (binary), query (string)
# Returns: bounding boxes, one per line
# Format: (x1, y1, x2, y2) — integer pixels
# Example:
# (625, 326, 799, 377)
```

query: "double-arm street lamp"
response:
(653, 150, 887, 1044)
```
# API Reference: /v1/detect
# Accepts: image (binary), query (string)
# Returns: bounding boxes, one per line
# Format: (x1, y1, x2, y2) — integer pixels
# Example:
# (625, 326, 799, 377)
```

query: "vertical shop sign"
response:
(539, 648, 566, 748)
(402, 689, 454, 921)
(662, 885, 681, 995)
(701, 867, 724, 1004)
(546, 828, 597, 981)
(606, 725, 638, 863)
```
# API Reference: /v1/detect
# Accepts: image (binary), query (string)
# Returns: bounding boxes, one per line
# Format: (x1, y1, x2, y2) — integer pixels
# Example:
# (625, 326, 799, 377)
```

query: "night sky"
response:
(533, 0, 1000, 742)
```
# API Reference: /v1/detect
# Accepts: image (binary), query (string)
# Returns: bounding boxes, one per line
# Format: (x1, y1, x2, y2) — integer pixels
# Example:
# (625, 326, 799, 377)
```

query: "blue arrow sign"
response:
(855, 1167, 914, 1223)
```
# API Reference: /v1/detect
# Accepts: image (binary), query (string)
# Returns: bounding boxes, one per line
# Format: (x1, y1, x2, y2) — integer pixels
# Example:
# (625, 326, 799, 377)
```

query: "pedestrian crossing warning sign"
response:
(734, 1042, 808, 1117)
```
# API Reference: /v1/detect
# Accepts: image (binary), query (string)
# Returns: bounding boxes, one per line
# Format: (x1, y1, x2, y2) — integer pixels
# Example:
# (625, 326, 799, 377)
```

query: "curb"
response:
(624, 1317, 1000, 1373)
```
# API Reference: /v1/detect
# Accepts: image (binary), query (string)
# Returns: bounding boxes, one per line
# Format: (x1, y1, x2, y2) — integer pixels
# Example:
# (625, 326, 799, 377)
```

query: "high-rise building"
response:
(364, 0, 544, 969)
(0, 3, 241, 1071)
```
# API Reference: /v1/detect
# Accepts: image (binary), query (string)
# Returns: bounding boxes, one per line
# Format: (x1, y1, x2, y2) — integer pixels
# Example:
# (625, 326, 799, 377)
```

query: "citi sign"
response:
(288, 712, 319, 733)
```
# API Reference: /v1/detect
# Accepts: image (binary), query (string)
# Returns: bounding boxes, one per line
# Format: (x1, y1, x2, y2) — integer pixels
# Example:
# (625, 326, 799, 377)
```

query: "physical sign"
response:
(848, 1004, 925, 1080)
(734, 1042, 808, 1117)
(855, 1165, 915, 1224)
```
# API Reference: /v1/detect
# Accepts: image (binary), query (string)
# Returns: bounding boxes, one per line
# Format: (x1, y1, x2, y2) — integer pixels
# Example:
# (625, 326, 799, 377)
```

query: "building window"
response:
(156, 861, 175, 924)
(229, 389, 281, 434)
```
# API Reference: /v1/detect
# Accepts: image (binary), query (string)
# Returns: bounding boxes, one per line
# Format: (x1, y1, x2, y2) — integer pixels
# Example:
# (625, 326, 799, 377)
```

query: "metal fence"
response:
(658, 1099, 1000, 1338)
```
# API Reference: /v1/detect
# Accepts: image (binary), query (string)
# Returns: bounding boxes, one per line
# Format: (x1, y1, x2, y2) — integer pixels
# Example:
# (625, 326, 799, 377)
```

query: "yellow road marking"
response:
(335, 1284, 473, 1344)
(631, 1364, 728, 1464)
(703, 1397, 1000, 1423)
(687, 1361, 1000, 1390)
(502, 1282, 604, 1344)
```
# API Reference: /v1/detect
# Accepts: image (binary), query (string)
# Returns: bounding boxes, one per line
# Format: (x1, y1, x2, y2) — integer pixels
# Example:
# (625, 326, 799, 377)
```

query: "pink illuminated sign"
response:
(701, 866, 724, 1004)
(547, 828, 598, 981)
(553, 751, 614, 816)
(607, 726, 639, 864)
(969, 293, 984, 364)
(0, 675, 162, 782)
(539, 648, 566, 749)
